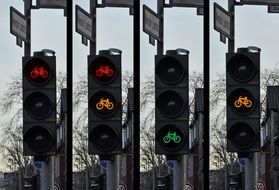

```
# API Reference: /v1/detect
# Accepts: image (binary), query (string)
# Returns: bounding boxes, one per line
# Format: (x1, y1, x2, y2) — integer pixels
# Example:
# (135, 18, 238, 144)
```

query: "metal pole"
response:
(40, 162, 51, 190)
(24, 0, 31, 56)
(228, 0, 235, 53)
(90, 0, 97, 55)
(245, 154, 257, 190)
(173, 157, 185, 190)
(157, 0, 164, 55)
(106, 157, 118, 190)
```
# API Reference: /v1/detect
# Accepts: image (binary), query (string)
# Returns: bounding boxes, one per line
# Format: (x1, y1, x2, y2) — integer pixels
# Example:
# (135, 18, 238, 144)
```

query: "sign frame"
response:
(75, 5, 94, 42)
(214, 3, 233, 40)
(143, 5, 161, 42)
(10, 7, 29, 43)
(268, 5, 279, 13)
(37, 0, 67, 9)
(241, 0, 279, 5)
(170, 0, 203, 7)
(103, 0, 133, 8)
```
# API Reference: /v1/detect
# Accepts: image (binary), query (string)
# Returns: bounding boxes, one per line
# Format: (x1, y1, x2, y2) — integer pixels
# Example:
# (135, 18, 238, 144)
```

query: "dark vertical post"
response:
(24, 0, 31, 56)
(90, 0, 97, 55)
(228, 0, 235, 53)
(157, 0, 164, 55)
(66, 0, 73, 189)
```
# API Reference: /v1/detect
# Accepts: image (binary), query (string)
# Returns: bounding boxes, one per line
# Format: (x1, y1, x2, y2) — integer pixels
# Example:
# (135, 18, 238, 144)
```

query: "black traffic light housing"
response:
(88, 49, 122, 155)
(155, 49, 189, 155)
(226, 47, 260, 152)
(23, 51, 56, 156)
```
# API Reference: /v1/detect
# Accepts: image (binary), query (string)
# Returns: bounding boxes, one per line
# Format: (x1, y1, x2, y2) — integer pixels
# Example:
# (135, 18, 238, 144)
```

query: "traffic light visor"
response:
(24, 126, 54, 153)
(89, 124, 119, 152)
(156, 56, 185, 85)
(156, 91, 186, 118)
(90, 56, 117, 85)
(228, 122, 257, 150)
(24, 92, 53, 120)
(228, 88, 256, 115)
(157, 124, 185, 152)
(90, 91, 118, 118)
(228, 54, 255, 82)
(24, 58, 51, 86)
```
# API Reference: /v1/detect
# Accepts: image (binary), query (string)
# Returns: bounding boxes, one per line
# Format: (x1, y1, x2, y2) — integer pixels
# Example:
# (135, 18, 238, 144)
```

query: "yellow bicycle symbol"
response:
(96, 98, 114, 110)
(234, 96, 252, 108)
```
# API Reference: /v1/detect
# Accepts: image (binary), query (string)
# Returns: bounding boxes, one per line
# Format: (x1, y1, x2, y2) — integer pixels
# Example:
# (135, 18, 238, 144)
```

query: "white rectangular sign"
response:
(104, 0, 133, 7)
(37, 0, 67, 8)
(143, 5, 161, 41)
(171, 0, 203, 7)
(268, 5, 279, 12)
(241, 0, 279, 4)
(214, 3, 232, 39)
(10, 7, 28, 43)
(76, 5, 93, 41)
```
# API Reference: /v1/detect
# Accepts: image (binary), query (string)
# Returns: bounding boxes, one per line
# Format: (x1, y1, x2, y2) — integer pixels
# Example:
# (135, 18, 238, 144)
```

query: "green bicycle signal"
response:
(163, 131, 182, 144)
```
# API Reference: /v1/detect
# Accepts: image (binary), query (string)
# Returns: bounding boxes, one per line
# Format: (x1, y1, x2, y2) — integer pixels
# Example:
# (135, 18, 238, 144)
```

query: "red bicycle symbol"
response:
(30, 66, 48, 79)
(96, 65, 114, 77)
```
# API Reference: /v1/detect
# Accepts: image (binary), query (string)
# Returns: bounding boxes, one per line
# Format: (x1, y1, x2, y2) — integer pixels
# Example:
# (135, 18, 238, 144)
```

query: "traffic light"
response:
(226, 47, 260, 152)
(88, 49, 122, 155)
(23, 51, 56, 156)
(155, 49, 189, 155)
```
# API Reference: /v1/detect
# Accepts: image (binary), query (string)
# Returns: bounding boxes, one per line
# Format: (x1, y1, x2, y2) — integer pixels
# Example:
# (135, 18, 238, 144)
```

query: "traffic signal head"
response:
(226, 47, 260, 152)
(23, 51, 56, 156)
(155, 49, 189, 155)
(88, 50, 122, 155)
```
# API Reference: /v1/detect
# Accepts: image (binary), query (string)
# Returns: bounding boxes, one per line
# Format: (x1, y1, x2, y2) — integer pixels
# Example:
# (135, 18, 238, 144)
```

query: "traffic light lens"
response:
(24, 126, 54, 153)
(157, 124, 184, 152)
(156, 91, 185, 118)
(156, 56, 185, 84)
(25, 58, 51, 85)
(91, 56, 116, 84)
(90, 91, 117, 118)
(25, 92, 53, 120)
(228, 88, 255, 115)
(228, 54, 255, 82)
(228, 122, 257, 149)
(90, 124, 119, 152)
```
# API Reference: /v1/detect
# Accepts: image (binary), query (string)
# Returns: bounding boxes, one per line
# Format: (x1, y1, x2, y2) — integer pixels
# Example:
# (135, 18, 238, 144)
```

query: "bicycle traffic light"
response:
(226, 47, 260, 152)
(23, 51, 56, 156)
(88, 49, 122, 155)
(155, 49, 189, 155)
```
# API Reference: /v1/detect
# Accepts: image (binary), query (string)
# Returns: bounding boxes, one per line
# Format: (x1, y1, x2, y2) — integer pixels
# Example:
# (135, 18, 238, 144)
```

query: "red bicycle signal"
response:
(96, 65, 114, 77)
(30, 65, 49, 79)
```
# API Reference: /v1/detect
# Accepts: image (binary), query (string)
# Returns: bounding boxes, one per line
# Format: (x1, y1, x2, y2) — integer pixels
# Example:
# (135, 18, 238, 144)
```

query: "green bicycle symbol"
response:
(163, 131, 181, 144)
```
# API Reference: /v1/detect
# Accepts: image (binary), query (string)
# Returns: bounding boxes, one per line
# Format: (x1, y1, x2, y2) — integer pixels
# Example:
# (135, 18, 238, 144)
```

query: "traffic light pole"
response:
(228, 0, 235, 53)
(157, 0, 164, 55)
(244, 154, 257, 190)
(106, 156, 120, 190)
(90, 0, 97, 55)
(173, 156, 185, 190)
(24, 0, 31, 56)
(40, 162, 51, 190)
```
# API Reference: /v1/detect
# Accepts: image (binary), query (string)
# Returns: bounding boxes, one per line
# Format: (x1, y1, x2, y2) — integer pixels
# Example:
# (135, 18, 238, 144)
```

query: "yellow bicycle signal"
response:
(96, 98, 114, 110)
(234, 96, 252, 108)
